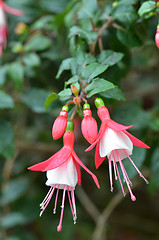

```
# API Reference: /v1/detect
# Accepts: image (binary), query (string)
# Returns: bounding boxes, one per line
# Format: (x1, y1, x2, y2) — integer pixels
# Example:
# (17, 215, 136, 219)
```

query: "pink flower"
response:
(81, 103, 98, 144)
(155, 25, 159, 48)
(52, 106, 68, 140)
(86, 98, 150, 201)
(28, 121, 100, 231)
(0, 0, 23, 55)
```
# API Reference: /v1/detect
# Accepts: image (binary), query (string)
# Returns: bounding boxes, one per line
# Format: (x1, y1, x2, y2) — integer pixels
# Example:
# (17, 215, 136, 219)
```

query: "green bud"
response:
(62, 105, 69, 111)
(66, 120, 74, 131)
(95, 98, 105, 108)
(83, 103, 90, 110)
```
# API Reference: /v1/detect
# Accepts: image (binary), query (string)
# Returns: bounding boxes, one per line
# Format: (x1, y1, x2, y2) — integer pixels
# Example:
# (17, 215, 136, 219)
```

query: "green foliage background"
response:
(0, 0, 159, 239)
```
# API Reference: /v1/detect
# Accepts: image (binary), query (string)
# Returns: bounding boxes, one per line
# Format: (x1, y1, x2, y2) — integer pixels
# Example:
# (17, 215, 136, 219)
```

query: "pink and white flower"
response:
(86, 98, 150, 201)
(29, 121, 100, 231)
(0, 0, 23, 55)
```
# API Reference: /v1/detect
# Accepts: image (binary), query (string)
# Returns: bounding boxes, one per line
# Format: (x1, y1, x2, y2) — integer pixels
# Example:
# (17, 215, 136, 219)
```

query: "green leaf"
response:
(40, 0, 69, 13)
(0, 90, 14, 109)
(31, 15, 53, 30)
(98, 50, 124, 66)
(24, 34, 51, 51)
(56, 58, 73, 78)
(22, 53, 41, 67)
(81, 62, 108, 81)
(117, 29, 141, 48)
(0, 120, 14, 158)
(58, 88, 72, 101)
(151, 148, 159, 187)
(7, 62, 24, 88)
(85, 78, 115, 98)
(21, 88, 52, 113)
(78, 0, 98, 19)
(138, 1, 156, 17)
(0, 65, 7, 86)
(69, 26, 98, 43)
(44, 92, 58, 110)
(0, 213, 28, 228)
(66, 75, 78, 86)
(99, 88, 125, 101)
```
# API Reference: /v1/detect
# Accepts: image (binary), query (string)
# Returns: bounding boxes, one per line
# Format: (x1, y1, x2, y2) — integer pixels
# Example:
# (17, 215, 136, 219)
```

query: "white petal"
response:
(0, 7, 7, 27)
(45, 156, 78, 190)
(99, 127, 133, 159)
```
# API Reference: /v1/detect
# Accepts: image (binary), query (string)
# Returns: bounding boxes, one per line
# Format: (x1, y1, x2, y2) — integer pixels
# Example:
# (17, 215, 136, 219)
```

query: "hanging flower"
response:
(81, 103, 98, 144)
(0, 0, 23, 55)
(52, 105, 68, 140)
(29, 121, 100, 231)
(86, 98, 149, 201)
(155, 25, 159, 48)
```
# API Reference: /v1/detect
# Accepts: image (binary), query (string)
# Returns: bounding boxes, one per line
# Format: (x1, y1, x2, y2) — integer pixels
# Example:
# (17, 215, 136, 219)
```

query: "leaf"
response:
(66, 75, 78, 86)
(151, 148, 159, 187)
(7, 62, 24, 88)
(98, 50, 124, 66)
(99, 88, 125, 101)
(69, 26, 98, 43)
(39, 0, 69, 13)
(85, 78, 115, 98)
(22, 53, 41, 67)
(138, 1, 156, 17)
(24, 34, 51, 51)
(78, 0, 98, 19)
(21, 88, 52, 113)
(81, 62, 108, 81)
(44, 92, 58, 110)
(0, 90, 14, 109)
(0, 120, 14, 158)
(58, 88, 72, 101)
(117, 29, 141, 48)
(0, 65, 7, 86)
(0, 213, 28, 228)
(56, 58, 73, 78)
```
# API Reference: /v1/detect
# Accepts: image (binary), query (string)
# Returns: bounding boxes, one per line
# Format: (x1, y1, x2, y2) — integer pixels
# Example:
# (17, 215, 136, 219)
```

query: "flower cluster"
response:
(29, 95, 149, 231)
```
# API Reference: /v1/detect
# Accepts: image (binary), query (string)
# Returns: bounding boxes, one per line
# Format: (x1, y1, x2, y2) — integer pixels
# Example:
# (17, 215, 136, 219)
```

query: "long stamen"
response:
(108, 156, 113, 192)
(113, 159, 118, 180)
(40, 185, 53, 207)
(112, 152, 126, 197)
(53, 185, 59, 214)
(40, 185, 56, 216)
(123, 149, 149, 184)
(41, 185, 56, 209)
(116, 150, 136, 201)
(67, 186, 74, 219)
(71, 188, 77, 224)
(57, 185, 66, 232)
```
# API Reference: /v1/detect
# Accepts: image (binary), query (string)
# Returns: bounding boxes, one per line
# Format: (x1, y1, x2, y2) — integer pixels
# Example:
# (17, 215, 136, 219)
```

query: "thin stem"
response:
(70, 105, 77, 121)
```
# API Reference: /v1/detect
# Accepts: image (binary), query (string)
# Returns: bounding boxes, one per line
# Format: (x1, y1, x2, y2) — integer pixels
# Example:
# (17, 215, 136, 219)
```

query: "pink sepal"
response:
(72, 150, 100, 189)
(106, 119, 133, 131)
(85, 122, 106, 152)
(124, 130, 150, 149)
(74, 160, 81, 185)
(28, 146, 72, 172)
(2, 2, 24, 16)
(81, 116, 98, 144)
(95, 142, 106, 169)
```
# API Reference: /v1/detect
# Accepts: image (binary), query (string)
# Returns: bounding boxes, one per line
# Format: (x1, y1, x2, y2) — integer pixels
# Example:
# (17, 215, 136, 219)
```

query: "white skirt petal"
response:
(99, 127, 133, 161)
(46, 156, 78, 190)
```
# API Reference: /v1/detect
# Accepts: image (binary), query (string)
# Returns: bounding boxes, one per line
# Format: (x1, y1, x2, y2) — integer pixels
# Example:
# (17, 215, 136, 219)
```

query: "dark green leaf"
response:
(66, 75, 78, 86)
(69, 26, 98, 43)
(22, 53, 41, 67)
(58, 88, 72, 101)
(7, 62, 24, 88)
(0, 90, 14, 109)
(98, 50, 124, 66)
(151, 148, 159, 187)
(81, 62, 108, 81)
(117, 29, 141, 48)
(138, 1, 156, 17)
(56, 58, 73, 78)
(21, 88, 52, 113)
(85, 78, 115, 98)
(40, 0, 69, 13)
(0, 65, 7, 86)
(44, 92, 58, 110)
(24, 34, 51, 51)
(99, 88, 125, 101)
(78, 0, 98, 19)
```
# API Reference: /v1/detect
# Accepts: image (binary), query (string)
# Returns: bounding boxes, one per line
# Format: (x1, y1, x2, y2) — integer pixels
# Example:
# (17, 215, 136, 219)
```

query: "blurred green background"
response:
(0, 0, 159, 240)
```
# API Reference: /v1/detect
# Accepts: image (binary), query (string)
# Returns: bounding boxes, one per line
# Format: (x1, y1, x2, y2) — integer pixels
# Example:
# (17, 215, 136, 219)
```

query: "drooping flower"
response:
(29, 121, 100, 231)
(155, 25, 159, 48)
(52, 105, 68, 140)
(0, 0, 23, 55)
(86, 98, 149, 201)
(81, 103, 98, 144)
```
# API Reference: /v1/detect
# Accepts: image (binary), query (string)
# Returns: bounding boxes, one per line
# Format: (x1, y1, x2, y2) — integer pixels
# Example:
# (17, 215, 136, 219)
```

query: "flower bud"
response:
(73, 97, 81, 105)
(72, 85, 79, 96)
(52, 106, 68, 140)
(81, 103, 98, 144)
(155, 25, 159, 48)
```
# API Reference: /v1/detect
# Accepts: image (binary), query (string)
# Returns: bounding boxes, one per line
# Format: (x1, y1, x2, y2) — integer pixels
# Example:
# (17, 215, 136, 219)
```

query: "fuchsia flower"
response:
(155, 25, 159, 48)
(86, 98, 150, 201)
(0, 0, 23, 55)
(29, 121, 100, 232)
(81, 103, 98, 144)
(52, 106, 68, 140)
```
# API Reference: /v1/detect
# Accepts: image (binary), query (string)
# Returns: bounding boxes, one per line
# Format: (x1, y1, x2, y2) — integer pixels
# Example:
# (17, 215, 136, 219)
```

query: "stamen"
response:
(71, 188, 77, 224)
(108, 156, 113, 192)
(40, 185, 56, 216)
(116, 150, 136, 201)
(40, 185, 54, 207)
(53, 185, 59, 214)
(41, 185, 56, 209)
(67, 186, 75, 219)
(57, 185, 66, 232)
(113, 159, 118, 180)
(112, 152, 126, 197)
(123, 149, 149, 184)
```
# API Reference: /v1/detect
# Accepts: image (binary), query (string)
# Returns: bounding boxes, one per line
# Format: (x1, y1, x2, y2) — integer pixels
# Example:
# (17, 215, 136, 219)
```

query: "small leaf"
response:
(99, 88, 125, 101)
(22, 53, 41, 67)
(69, 26, 98, 43)
(66, 75, 78, 86)
(138, 1, 156, 17)
(7, 62, 24, 88)
(0, 90, 14, 109)
(56, 58, 73, 78)
(81, 62, 108, 81)
(58, 88, 72, 101)
(98, 50, 124, 66)
(151, 148, 159, 187)
(78, 0, 98, 19)
(85, 78, 115, 98)
(24, 34, 51, 51)
(44, 92, 58, 110)
(0, 65, 7, 86)
(117, 29, 141, 48)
